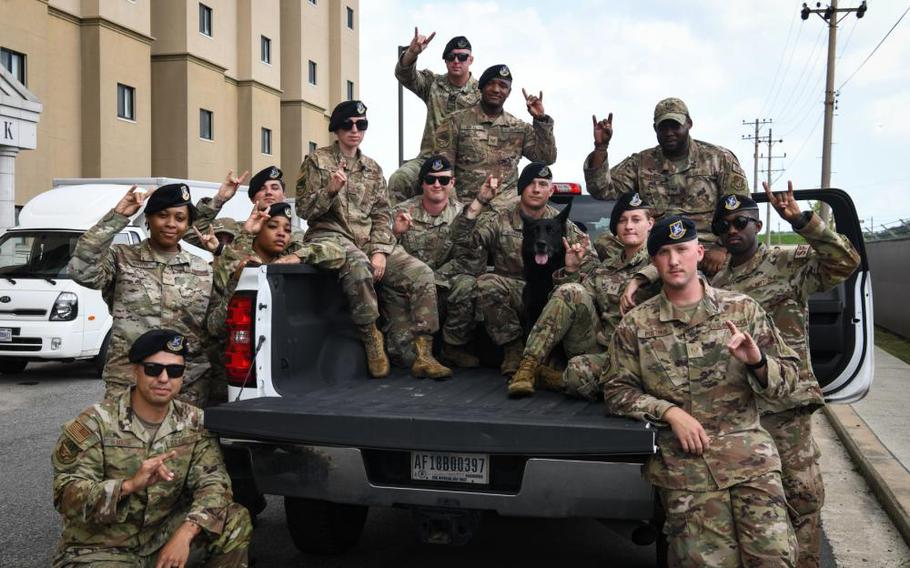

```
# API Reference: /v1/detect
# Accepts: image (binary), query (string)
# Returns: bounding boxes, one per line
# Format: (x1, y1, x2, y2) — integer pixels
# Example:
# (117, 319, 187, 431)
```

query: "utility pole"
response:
(741, 119, 773, 193)
(801, 0, 868, 222)
(397, 45, 407, 166)
(760, 128, 786, 246)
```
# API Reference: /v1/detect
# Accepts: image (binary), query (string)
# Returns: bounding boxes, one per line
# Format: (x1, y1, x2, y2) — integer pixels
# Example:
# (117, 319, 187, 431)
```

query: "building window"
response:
(308, 0, 316, 5)
(308, 142, 317, 154)
(117, 84, 135, 120)
(346, 80, 354, 101)
(0, 48, 27, 86)
(199, 3, 213, 37)
(346, 7, 354, 29)
(261, 35, 271, 64)
(200, 109, 214, 140)
(308, 60, 317, 85)
(261, 128, 272, 155)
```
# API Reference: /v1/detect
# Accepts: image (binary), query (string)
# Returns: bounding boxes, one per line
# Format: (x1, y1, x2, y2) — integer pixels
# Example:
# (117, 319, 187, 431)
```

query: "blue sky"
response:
(358, 0, 910, 233)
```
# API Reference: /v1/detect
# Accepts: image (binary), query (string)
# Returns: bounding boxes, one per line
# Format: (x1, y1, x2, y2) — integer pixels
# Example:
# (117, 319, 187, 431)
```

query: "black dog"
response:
(520, 200, 572, 336)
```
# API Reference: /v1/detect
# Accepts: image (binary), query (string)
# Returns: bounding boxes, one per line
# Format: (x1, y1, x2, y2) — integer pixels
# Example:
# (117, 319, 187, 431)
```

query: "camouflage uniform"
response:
(453, 204, 593, 346)
(296, 143, 439, 336)
(68, 210, 217, 407)
(52, 391, 251, 567)
(603, 281, 801, 567)
(389, 60, 480, 204)
(712, 213, 860, 567)
(583, 138, 749, 245)
(433, 104, 557, 206)
(384, 196, 477, 365)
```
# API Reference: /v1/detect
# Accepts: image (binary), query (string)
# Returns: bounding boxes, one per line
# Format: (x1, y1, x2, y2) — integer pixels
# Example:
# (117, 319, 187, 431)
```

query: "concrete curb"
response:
(824, 404, 910, 546)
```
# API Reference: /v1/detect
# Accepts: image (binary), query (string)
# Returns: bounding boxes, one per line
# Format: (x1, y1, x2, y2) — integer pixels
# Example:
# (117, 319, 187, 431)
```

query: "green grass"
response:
(765, 232, 807, 245)
(875, 326, 910, 366)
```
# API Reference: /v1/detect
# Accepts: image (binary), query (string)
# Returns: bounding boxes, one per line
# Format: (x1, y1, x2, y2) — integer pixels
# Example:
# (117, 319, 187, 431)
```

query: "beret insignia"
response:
(432, 159, 443, 171)
(630, 193, 642, 207)
(539, 166, 550, 177)
(167, 335, 185, 353)
(180, 185, 190, 201)
(669, 220, 685, 240)
(457, 39, 468, 48)
(724, 195, 740, 210)
(356, 102, 366, 114)
(499, 65, 510, 77)
(269, 167, 280, 179)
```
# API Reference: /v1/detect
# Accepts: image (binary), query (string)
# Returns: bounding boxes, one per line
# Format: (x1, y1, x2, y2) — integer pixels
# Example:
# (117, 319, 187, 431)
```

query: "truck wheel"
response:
(0, 359, 28, 374)
(93, 332, 111, 377)
(284, 497, 368, 554)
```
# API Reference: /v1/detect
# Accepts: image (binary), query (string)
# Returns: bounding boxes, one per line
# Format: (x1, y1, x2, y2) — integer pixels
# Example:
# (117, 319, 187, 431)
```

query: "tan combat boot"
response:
(360, 323, 390, 378)
(508, 355, 538, 398)
(440, 342, 480, 368)
(536, 364, 565, 392)
(411, 335, 453, 380)
(500, 339, 524, 376)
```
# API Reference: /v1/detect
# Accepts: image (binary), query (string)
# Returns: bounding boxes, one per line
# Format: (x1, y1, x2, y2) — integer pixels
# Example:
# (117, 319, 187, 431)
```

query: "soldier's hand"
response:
(114, 185, 151, 217)
(477, 174, 500, 205)
(215, 169, 250, 203)
(592, 113, 614, 147)
(562, 235, 589, 273)
(233, 255, 261, 281)
(522, 88, 545, 119)
(408, 26, 436, 56)
(393, 210, 414, 236)
(155, 521, 198, 568)
(725, 320, 763, 366)
(700, 246, 728, 277)
(192, 226, 219, 253)
(664, 407, 710, 455)
(328, 159, 347, 195)
(242, 201, 270, 235)
(123, 450, 177, 495)
(273, 255, 301, 265)
(370, 252, 387, 282)
(764, 180, 803, 225)
(620, 275, 645, 315)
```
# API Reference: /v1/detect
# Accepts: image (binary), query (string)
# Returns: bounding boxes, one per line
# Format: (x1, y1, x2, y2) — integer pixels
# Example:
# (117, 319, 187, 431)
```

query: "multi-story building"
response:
(0, 0, 359, 208)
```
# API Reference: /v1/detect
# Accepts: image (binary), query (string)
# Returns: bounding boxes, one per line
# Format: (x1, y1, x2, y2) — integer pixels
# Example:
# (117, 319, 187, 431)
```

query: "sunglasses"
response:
(444, 53, 470, 63)
(712, 215, 759, 235)
(142, 363, 186, 379)
(423, 174, 452, 186)
(339, 119, 368, 131)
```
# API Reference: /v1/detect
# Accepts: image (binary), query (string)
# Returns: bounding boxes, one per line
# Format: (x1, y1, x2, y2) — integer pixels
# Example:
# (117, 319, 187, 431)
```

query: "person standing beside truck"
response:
(603, 215, 800, 567)
(710, 183, 860, 568)
(296, 100, 451, 380)
(389, 31, 480, 204)
(68, 185, 219, 407)
(584, 97, 750, 276)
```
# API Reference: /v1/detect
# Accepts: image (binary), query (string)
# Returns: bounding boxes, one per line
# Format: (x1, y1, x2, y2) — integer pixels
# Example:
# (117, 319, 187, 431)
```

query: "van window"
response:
(0, 231, 128, 279)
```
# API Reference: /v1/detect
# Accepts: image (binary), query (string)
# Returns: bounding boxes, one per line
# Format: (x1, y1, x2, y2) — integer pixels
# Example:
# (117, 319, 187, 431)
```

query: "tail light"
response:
(551, 182, 582, 195)
(225, 293, 255, 386)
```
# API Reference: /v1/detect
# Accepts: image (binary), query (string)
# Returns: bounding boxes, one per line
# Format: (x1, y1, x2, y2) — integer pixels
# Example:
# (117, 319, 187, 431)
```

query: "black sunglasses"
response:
(712, 215, 759, 235)
(444, 53, 470, 62)
(142, 363, 186, 379)
(423, 174, 452, 186)
(339, 119, 368, 131)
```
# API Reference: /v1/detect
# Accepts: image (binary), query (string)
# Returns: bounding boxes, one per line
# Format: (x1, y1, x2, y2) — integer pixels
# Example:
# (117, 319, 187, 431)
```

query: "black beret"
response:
(128, 329, 188, 363)
(442, 36, 471, 58)
(647, 215, 697, 256)
(146, 183, 197, 222)
(248, 166, 283, 200)
(712, 193, 759, 225)
(268, 202, 292, 220)
(478, 64, 512, 90)
(418, 155, 453, 181)
(518, 162, 552, 194)
(329, 100, 367, 132)
(610, 192, 650, 235)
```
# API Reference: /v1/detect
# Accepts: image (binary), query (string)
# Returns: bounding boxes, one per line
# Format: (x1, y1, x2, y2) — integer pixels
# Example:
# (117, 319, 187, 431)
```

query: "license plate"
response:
(410, 451, 489, 484)
(0, 329, 11, 342)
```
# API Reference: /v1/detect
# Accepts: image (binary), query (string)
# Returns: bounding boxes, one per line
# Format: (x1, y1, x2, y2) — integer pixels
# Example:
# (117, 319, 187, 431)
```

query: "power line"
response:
(774, 33, 828, 123)
(772, 112, 823, 185)
(759, 14, 798, 118)
(838, 3, 910, 91)
(766, 25, 818, 118)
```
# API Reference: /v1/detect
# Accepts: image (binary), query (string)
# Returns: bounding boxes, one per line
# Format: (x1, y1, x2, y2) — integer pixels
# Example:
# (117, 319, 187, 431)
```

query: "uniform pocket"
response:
(639, 331, 688, 391)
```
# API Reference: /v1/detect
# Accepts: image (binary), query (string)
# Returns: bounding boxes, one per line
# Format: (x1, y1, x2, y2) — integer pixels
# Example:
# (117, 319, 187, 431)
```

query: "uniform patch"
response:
(457, 38, 468, 48)
(431, 159, 443, 171)
(538, 166, 550, 178)
(65, 420, 93, 445)
(269, 167, 280, 179)
(356, 102, 366, 115)
(686, 343, 704, 359)
(499, 65, 510, 77)
(180, 185, 190, 201)
(56, 437, 82, 465)
(724, 194, 740, 210)
(630, 193, 642, 207)
(669, 220, 685, 239)
(794, 245, 811, 259)
(167, 335, 185, 353)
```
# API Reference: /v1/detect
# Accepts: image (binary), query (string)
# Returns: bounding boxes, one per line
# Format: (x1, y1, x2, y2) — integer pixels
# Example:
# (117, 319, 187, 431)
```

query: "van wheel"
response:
(94, 332, 111, 377)
(284, 497, 367, 554)
(0, 359, 27, 374)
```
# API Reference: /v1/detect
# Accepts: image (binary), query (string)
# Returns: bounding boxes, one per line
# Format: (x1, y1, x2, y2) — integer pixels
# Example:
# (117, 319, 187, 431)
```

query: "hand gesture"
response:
(620, 275, 645, 315)
(408, 27, 436, 56)
(725, 320, 762, 366)
(328, 158, 347, 195)
(477, 174, 501, 205)
(764, 180, 802, 225)
(215, 169, 250, 203)
(370, 252, 387, 282)
(562, 235, 590, 273)
(243, 201, 270, 235)
(114, 185, 152, 217)
(522, 88, 545, 119)
(664, 407, 710, 455)
(192, 226, 219, 253)
(123, 450, 177, 495)
(232, 255, 261, 281)
(393, 210, 413, 236)
(592, 113, 614, 147)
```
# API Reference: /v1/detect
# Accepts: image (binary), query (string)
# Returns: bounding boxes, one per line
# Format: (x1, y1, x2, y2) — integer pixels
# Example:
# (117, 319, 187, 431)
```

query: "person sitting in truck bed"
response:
(296, 100, 452, 380)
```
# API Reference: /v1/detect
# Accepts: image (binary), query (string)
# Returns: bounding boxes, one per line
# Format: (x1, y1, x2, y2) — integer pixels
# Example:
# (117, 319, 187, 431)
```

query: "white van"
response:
(0, 177, 267, 374)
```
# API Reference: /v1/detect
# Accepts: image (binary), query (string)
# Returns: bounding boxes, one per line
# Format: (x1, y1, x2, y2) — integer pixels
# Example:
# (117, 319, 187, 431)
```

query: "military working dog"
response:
(520, 201, 572, 336)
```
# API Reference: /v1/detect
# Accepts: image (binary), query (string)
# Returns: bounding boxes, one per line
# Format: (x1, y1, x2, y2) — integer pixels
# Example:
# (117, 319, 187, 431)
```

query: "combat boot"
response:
(500, 339, 524, 376)
(359, 323, 390, 378)
(536, 364, 565, 392)
(411, 335, 453, 380)
(508, 356, 538, 398)
(440, 342, 480, 368)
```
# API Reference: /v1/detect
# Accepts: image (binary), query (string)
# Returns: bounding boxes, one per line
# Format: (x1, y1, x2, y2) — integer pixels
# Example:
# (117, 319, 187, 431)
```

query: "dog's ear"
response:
(556, 200, 572, 225)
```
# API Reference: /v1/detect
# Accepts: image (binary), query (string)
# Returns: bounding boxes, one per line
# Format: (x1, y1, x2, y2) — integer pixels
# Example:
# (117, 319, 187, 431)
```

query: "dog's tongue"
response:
(535, 253, 549, 266)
